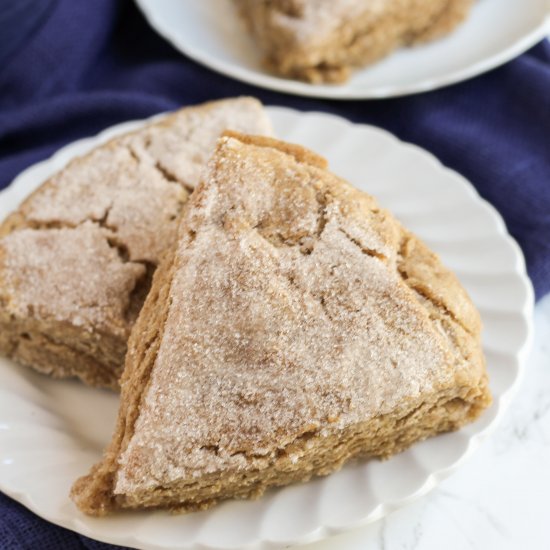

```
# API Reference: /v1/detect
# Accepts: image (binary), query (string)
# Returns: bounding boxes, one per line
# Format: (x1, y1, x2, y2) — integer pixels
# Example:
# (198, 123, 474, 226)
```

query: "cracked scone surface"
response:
(235, 0, 473, 83)
(71, 132, 491, 515)
(0, 97, 272, 389)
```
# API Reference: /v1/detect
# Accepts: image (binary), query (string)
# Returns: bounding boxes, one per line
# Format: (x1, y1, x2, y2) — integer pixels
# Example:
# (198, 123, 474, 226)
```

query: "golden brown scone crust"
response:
(235, 0, 473, 83)
(0, 98, 272, 389)
(72, 132, 490, 515)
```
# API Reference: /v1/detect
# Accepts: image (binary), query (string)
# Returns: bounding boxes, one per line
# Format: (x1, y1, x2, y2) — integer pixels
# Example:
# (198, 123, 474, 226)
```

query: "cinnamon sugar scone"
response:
(235, 0, 473, 83)
(0, 98, 272, 389)
(71, 132, 491, 515)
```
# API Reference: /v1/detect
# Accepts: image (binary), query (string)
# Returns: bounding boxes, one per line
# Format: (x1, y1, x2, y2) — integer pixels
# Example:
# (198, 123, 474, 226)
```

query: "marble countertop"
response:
(303, 293, 550, 550)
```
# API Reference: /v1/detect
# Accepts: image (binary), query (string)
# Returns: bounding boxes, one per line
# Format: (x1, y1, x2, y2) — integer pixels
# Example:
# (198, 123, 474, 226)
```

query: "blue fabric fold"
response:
(0, 0, 548, 548)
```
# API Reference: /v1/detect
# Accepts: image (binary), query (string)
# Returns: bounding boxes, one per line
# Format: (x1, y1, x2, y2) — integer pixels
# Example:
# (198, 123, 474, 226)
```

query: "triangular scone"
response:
(72, 133, 491, 515)
(0, 98, 271, 389)
(235, 0, 473, 83)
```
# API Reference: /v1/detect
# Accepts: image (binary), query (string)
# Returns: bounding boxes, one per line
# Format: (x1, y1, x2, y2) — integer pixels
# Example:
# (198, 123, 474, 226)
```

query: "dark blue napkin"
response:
(0, 0, 548, 548)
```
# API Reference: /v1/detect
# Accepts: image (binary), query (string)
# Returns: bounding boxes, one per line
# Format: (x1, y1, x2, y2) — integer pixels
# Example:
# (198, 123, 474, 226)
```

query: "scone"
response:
(235, 0, 473, 83)
(0, 98, 272, 389)
(71, 132, 491, 515)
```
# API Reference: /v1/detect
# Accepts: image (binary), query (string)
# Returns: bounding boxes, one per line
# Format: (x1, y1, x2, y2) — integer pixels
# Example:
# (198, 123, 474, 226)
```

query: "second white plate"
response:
(0, 107, 534, 549)
(135, 0, 550, 99)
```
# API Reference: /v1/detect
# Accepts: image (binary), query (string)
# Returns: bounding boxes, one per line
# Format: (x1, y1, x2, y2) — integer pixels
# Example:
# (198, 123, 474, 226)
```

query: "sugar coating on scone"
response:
(0, 98, 272, 389)
(236, 0, 473, 82)
(71, 133, 490, 515)
(15, 144, 186, 264)
(0, 223, 144, 331)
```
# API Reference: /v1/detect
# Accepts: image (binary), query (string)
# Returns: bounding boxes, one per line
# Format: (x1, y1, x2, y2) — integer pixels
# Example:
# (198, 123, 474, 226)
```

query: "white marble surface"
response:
(304, 293, 550, 550)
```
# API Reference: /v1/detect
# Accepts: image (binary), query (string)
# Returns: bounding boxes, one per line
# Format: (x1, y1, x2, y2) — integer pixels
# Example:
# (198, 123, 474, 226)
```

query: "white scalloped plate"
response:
(0, 107, 534, 549)
(135, 0, 550, 99)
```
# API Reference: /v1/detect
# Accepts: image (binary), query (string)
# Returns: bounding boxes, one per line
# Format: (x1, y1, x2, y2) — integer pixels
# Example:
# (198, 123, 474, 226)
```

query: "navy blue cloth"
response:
(0, 0, 548, 548)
